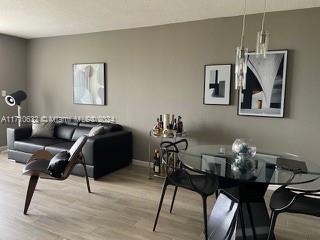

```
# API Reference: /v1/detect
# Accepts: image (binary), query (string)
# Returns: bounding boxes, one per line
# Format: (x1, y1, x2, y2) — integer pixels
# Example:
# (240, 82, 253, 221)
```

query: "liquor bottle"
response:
(154, 149, 160, 174)
(163, 114, 170, 130)
(152, 118, 161, 136)
(177, 116, 183, 133)
(160, 158, 166, 177)
(159, 115, 163, 130)
(160, 151, 167, 177)
(169, 114, 175, 130)
(172, 118, 177, 131)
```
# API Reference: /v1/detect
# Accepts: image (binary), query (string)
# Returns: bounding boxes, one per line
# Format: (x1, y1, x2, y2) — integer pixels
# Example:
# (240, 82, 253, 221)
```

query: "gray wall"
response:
(27, 8, 320, 162)
(0, 34, 27, 146)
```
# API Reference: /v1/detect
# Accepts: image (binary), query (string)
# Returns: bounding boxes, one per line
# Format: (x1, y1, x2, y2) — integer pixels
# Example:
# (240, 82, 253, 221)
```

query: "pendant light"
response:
(235, 0, 248, 90)
(256, 0, 270, 58)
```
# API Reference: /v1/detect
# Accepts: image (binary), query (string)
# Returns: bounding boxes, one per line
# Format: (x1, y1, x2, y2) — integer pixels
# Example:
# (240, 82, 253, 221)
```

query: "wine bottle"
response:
(160, 158, 166, 177)
(152, 118, 161, 136)
(154, 149, 160, 174)
(159, 115, 163, 130)
(177, 116, 183, 133)
(169, 114, 175, 129)
(172, 118, 177, 130)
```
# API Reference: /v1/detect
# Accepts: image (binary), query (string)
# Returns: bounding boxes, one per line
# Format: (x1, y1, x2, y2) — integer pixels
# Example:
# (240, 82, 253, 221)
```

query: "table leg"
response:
(208, 182, 276, 240)
(234, 200, 272, 240)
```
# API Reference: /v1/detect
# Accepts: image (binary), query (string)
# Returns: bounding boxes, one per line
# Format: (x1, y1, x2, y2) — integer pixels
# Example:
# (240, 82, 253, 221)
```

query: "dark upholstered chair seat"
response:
(270, 187, 320, 217)
(45, 141, 75, 155)
(169, 170, 218, 196)
(15, 138, 65, 153)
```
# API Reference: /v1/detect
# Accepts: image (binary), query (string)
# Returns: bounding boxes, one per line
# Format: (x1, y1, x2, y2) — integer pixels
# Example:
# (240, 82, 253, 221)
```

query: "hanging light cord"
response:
(261, 0, 267, 32)
(240, 0, 247, 48)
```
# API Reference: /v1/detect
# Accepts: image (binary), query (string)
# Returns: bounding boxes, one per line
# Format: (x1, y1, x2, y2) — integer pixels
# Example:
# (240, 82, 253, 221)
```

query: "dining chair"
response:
(267, 184, 320, 240)
(22, 135, 91, 214)
(153, 139, 219, 240)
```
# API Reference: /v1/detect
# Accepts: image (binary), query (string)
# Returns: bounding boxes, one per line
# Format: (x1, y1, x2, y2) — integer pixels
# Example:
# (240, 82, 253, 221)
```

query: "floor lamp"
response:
(5, 90, 27, 127)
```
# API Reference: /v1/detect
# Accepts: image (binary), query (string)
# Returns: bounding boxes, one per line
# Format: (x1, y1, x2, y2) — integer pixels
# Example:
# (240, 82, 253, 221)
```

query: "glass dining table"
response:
(179, 145, 320, 240)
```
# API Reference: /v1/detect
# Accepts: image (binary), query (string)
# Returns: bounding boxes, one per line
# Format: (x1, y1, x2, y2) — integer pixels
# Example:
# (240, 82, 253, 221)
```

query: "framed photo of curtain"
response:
(238, 50, 288, 117)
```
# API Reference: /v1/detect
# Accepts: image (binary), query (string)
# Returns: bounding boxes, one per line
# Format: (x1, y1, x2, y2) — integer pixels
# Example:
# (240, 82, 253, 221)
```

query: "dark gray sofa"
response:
(7, 121, 132, 179)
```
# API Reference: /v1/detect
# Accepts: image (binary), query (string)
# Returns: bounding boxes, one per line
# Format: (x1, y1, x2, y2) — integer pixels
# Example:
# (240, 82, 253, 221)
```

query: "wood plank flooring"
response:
(0, 151, 319, 240)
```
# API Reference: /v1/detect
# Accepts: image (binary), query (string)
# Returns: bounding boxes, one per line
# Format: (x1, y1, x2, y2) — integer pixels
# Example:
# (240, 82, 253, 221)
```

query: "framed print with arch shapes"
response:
(238, 50, 288, 118)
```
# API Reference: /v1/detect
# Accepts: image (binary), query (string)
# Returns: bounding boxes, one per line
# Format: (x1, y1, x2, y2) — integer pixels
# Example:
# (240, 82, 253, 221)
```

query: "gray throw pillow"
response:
(47, 151, 70, 178)
(88, 124, 105, 137)
(32, 121, 55, 138)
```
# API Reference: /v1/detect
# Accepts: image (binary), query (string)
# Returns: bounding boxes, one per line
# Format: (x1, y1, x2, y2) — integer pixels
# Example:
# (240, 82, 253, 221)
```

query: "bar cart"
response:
(148, 129, 187, 179)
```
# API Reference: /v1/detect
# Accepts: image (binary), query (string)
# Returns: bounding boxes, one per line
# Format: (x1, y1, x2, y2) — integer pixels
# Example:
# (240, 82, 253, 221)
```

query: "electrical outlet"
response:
(1, 90, 6, 97)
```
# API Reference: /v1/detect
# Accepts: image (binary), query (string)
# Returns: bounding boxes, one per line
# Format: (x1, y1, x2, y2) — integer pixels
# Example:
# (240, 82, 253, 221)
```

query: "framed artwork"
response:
(73, 62, 106, 105)
(203, 64, 231, 105)
(238, 50, 288, 117)
(201, 154, 227, 176)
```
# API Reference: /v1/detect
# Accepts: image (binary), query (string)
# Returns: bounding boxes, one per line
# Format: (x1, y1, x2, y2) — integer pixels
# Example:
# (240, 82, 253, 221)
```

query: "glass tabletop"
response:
(178, 145, 320, 185)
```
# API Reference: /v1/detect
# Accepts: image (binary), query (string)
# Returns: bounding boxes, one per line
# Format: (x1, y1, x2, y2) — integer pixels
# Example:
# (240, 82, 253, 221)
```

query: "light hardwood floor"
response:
(0, 151, 319, 240)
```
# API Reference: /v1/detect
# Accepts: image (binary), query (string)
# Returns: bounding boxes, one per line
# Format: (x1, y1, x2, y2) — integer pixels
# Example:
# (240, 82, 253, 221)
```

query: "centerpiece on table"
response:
(231, 138, 257, 173)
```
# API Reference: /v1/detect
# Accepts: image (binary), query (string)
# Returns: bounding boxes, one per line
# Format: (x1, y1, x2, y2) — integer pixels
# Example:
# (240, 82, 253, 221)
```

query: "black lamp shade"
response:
(5, 90, 27, 106)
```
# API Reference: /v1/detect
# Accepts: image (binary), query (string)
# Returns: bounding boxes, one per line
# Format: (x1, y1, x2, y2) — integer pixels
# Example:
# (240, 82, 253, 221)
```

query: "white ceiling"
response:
(0, 0, 320, 39)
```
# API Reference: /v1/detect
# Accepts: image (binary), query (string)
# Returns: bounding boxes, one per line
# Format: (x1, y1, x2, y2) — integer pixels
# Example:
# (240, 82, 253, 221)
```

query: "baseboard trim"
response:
(132, 159, 149, 167)
(0, 146, 7, 152)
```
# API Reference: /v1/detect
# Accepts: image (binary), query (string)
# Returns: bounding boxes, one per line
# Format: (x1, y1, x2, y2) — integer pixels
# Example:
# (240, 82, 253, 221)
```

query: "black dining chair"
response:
(153, 139, 219, 240)
(267, 184, 320, 240)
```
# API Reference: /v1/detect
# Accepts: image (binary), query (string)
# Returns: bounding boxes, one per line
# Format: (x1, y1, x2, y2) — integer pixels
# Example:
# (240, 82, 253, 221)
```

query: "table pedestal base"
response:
(209, 181, 276, 240)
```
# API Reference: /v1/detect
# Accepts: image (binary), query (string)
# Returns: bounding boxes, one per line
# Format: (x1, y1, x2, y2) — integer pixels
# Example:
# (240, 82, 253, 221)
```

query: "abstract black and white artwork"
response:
(238, 50, 287, 117)
(73, 63, 106, 105)
(203, 64, 231, 105)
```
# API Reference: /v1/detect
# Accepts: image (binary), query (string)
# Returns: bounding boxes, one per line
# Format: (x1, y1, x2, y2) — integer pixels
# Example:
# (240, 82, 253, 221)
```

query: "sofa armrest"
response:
(82, 130, 133, 179)
(7, 125, 32, 150)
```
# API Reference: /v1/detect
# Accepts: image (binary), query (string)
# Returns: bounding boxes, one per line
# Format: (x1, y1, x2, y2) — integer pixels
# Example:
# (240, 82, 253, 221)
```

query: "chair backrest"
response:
(61, 135, 88, 179)
(160, 139, 218, 194)
(160, 139, 188, 175)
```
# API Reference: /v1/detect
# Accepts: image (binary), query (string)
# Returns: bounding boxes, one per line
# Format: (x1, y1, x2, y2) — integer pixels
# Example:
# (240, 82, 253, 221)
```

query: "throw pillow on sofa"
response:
(32, 121, 55, 138)
(88, 124, 105, 137)
(47, 151, 70, 178)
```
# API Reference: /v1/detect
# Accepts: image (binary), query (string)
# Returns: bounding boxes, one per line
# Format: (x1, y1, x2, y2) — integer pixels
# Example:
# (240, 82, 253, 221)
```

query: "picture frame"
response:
(238, 50, 288, 118)
(73, 62, 106, 105)
(203, 64, 231, 105)
(201, 154, 227, 176)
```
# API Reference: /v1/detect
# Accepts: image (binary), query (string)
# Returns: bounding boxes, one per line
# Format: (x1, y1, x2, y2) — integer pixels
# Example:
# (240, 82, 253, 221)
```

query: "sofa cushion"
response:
(88, 124, 105, 137)
(45, 141, 75, 155)
(14, 138, 65, 153)
(32, 121, 55, 138)
(71, 127, 91, 141)
(54, 124, 76, 140)
(79, 122, 122, 133)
